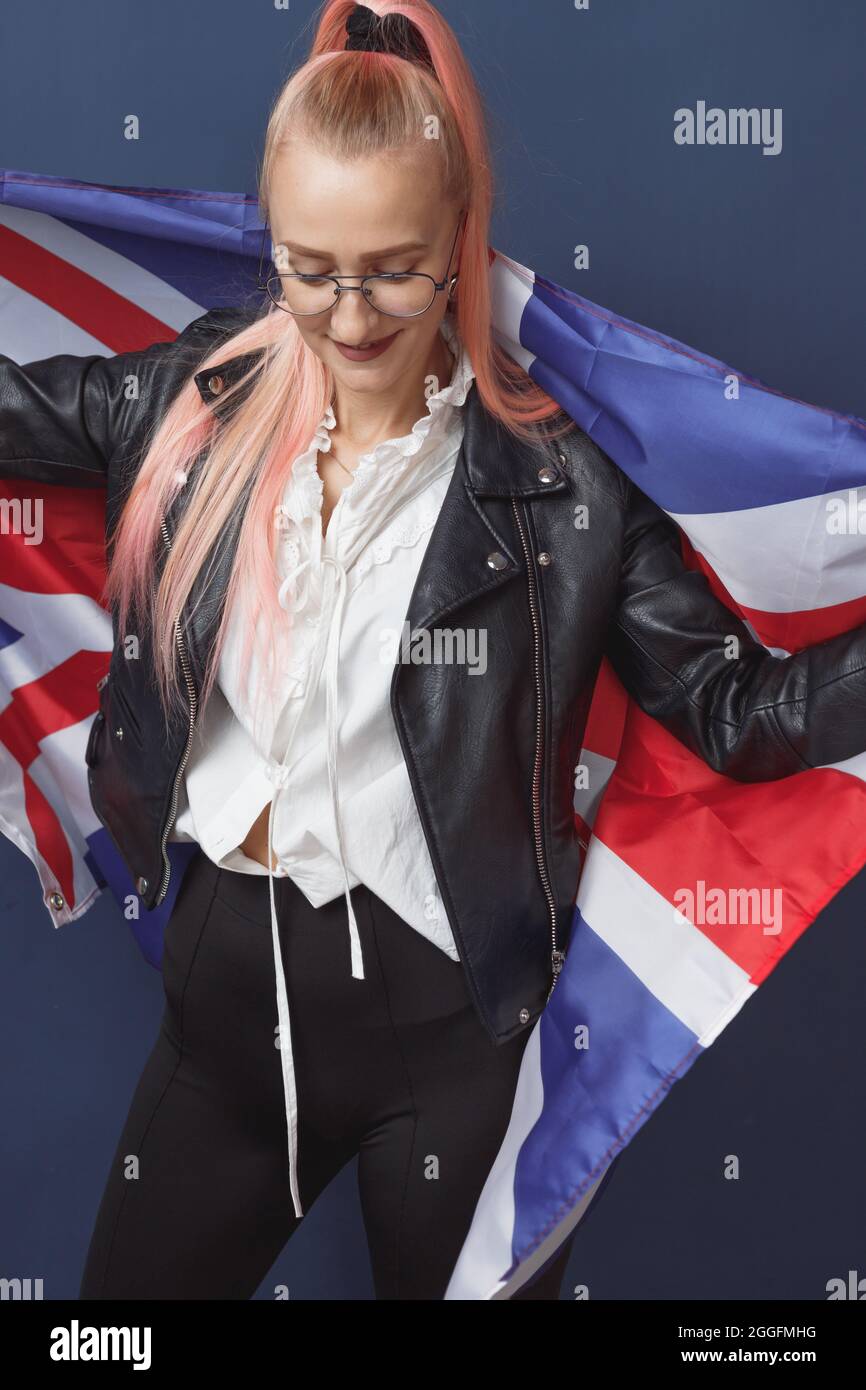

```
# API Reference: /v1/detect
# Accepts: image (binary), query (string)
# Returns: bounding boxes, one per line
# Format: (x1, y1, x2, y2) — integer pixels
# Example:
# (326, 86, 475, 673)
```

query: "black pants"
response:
(79, 848, 587, 1300)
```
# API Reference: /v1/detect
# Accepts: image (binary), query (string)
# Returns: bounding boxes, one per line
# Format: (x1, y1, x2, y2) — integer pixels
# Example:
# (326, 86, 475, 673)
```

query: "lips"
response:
(332, 330, 401, 361)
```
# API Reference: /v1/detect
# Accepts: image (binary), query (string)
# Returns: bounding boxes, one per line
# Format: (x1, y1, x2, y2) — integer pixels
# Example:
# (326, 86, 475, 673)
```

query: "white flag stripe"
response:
(572, 746, 616, 830)
(29, 740, 101, 909)
(488, 251, 866, 619)
(0, 587, 111, 709)
(445, 1023, 545, 1299)
(821, 748, 866, 780)
(33, 719, 104, 841)
(670, 488, 866, 615)
(0, 277, 113, 359)
(577, 836, 756, 1045)
(0, 747, 100, 925)
(0, 203, 202, 333)
(489, 252, 535, 371)
(445, 1021, 614, 1300)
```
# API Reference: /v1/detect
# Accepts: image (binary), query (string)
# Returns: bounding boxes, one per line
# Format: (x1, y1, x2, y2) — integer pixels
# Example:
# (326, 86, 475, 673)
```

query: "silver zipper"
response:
(154, 516, 198, 905)
(511, 498, 565, 998)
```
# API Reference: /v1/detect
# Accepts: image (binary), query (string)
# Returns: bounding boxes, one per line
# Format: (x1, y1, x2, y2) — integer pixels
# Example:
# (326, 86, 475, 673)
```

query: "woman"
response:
(4, 0, 866, 1301)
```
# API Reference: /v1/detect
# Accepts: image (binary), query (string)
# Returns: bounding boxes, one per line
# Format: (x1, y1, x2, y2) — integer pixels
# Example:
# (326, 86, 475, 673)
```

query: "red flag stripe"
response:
(0, 481, 108, 601)
(0, 649, 108, 767)
(680, 534, 866, 650)
(21, 769, 76, 908)
(0, 223, 178, 354)
(593, 702, 866, 982)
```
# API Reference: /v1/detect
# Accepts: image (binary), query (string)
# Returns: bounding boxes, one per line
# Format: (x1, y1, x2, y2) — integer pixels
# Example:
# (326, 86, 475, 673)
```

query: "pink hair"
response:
(105, 0, 573, 735)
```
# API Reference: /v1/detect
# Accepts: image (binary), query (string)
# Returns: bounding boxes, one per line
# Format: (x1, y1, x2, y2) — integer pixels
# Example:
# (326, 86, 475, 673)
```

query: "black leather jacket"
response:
(4, 307, 866, 1044)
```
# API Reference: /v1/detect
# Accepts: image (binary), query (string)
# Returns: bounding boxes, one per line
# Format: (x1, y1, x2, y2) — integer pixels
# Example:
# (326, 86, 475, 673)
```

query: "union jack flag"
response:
(2, 168, 865, 1299)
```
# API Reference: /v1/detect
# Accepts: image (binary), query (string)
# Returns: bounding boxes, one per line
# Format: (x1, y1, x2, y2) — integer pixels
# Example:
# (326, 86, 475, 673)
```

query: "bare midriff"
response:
(239, 800, 277, 870)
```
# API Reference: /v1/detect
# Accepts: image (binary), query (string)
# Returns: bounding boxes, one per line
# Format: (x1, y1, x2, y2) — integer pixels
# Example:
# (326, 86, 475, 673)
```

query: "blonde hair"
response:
(105, 0, 572, 732)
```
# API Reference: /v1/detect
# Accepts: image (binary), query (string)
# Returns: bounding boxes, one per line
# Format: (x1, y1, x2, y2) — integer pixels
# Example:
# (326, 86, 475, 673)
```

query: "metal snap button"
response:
(48, 891, 65, 912)
(207, 374, 225, 395)
(114, 725, 123, 740)
(537, 551, 552, 566)
(136, 876, 148, 895)
(486, 551, 508, 570)
(519, 1007, 531, 1025)
(537, 466, 558, 484)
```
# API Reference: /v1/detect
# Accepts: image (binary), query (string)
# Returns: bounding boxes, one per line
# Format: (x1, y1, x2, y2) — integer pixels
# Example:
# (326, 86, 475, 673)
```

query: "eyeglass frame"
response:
(255, 210, 465, 319)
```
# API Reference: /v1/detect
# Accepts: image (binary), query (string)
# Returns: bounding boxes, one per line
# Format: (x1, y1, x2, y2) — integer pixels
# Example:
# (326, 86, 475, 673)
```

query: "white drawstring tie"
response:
(266, 545, 364, 1218)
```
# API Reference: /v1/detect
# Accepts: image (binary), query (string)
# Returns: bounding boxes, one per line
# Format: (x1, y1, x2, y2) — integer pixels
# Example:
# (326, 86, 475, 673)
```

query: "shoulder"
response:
(177, 303, 265, 352)
(157, 303, 266, 380)
(88, 302, 266, 461)
(547, 413, 630, 508)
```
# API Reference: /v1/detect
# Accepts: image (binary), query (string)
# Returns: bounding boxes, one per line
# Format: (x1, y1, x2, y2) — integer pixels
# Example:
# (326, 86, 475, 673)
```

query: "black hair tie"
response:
(344, 3, 434, 71)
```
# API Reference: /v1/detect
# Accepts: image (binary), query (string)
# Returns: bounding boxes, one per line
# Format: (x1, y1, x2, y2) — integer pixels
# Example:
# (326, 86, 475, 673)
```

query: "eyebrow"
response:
(279, 239, 429, 260)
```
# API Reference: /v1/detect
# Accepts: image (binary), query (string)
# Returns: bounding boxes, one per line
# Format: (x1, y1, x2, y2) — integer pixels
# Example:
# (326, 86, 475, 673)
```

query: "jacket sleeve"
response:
(604, 476, 866, 782)
(0, 311, 225, 487)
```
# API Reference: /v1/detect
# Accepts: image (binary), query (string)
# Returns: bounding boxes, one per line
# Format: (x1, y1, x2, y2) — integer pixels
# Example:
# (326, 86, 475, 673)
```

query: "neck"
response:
(329, 325, 456, 452)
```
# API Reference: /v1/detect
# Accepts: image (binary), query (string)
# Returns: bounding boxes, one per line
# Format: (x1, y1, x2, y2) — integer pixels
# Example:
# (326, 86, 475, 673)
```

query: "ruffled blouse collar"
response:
(282, 311, 475, 545)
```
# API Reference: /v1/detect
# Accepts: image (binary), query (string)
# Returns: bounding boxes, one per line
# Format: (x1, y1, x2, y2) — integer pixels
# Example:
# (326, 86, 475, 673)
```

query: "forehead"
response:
(267, 141, 445, 244)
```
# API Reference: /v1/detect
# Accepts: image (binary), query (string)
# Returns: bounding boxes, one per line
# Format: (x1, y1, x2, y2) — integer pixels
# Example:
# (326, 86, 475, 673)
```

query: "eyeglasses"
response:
(256, 212, 464, 318)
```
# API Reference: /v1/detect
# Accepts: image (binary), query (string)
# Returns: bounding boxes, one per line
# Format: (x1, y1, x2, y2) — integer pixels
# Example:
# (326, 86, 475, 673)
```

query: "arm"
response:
(604, 477, 866, 781)
(0, 310, 232, 486)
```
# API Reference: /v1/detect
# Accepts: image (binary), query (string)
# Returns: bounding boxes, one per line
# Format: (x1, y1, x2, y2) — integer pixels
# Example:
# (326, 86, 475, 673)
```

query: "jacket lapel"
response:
(401, 382, 572, 633)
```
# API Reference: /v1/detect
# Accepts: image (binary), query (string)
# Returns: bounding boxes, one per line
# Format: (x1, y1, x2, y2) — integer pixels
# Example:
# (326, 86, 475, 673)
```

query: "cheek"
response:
(294, 321, 337, 363)
(394, 314, 442, 359)
(296, 322, 325, 349)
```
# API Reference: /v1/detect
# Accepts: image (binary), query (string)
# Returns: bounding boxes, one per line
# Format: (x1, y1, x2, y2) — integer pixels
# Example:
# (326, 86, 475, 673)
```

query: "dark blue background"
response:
(1, 0, 864, 1300)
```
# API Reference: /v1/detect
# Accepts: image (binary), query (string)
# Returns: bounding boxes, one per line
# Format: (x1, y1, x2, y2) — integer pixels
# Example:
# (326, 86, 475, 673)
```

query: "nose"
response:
(328, 287, 383, 344)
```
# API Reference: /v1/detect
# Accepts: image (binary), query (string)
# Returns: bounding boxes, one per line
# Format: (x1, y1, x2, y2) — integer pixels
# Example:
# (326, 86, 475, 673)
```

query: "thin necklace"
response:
(324, 448, 357, 480)
(323, 361, 451, 478)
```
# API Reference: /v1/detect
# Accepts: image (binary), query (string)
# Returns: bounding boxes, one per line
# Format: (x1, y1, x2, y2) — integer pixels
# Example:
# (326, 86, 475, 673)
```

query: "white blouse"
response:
(170, 312, 476, 1215)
